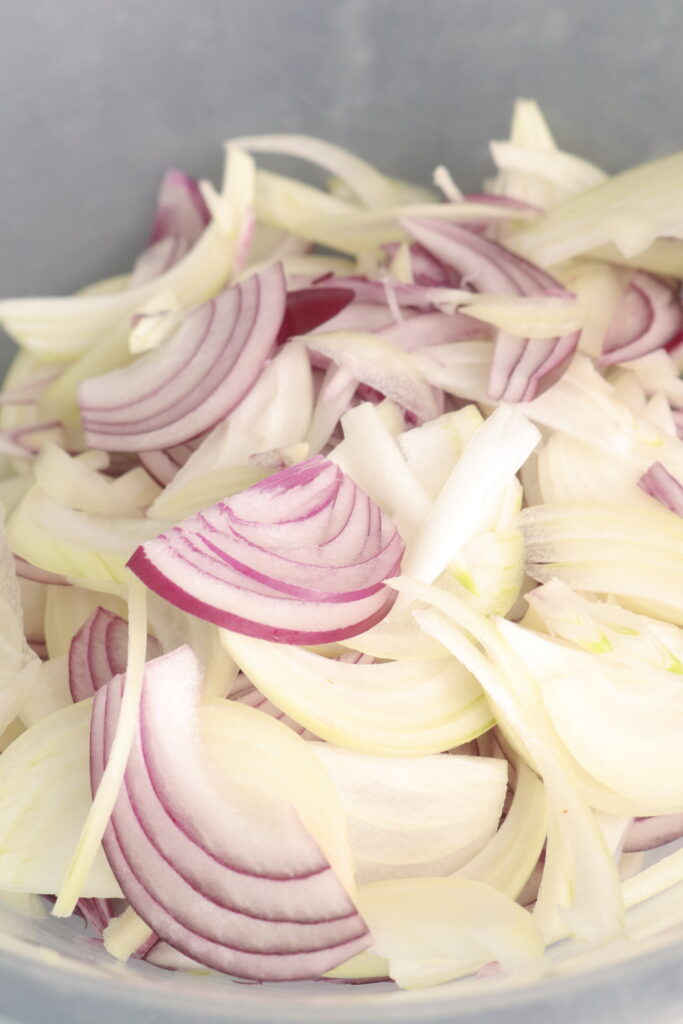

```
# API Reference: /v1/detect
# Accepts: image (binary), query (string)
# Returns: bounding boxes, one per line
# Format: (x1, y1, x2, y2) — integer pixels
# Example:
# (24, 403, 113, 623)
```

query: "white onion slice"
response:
(0, 699, 120, 897)
(220, 632, 492, 756)
(390, 579, 624, 945)
(309, 744, 507, 883)
(350, 877, 544, 989)
(521, 501, 683, 625)
(229, 134, 398, 209)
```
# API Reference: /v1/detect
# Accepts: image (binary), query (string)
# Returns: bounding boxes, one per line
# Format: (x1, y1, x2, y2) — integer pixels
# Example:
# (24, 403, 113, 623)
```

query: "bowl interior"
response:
(2, 1, 683, 1021)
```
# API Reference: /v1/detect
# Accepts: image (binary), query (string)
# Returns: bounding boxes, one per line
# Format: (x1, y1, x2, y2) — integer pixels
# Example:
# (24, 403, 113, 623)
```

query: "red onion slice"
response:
(130, 170, 210, 288)
(137, 436, 206, 487)
(674, 409, 683, 440)
(14, 555, 68, 587)
(277, 287, 355, 344)
(381, 242, 461, 287)
(379, 310, 492, 352)
(79, 263, 286, 452)
(402, 218, 579, 402)
(0, 422, 64, 459)
(623, 814, 683, 853)
(302, 274, 435, 311)
(127, 456, 404, 644)
(90, 646, 369, 979)
(600, 272, 683, 366)
(76, 897, 117, 935)
(638, 462, 683, 516)
(230, 672, 316, 738)
(69, 608, 162, 702)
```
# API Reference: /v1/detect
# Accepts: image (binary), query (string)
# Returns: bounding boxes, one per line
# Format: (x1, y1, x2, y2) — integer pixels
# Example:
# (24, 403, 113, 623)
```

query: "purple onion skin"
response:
(277, 288, 355, 344)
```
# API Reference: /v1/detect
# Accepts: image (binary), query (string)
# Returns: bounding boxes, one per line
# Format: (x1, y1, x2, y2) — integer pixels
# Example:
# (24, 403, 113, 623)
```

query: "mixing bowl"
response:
(2, 1, 683, 1021)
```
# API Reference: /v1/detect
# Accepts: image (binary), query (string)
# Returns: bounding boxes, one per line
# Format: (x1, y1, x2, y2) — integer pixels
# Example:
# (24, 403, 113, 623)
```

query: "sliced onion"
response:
(68, 608, 162, 702)
(14, 555, 68, 587)
(148, 171, 209, 246)
(7, 485, 164, 591)
(350, 877, 544, 989)
(0, 366, 60, 407)
(305, 331, 440, 424)
(199, 697, 356, 893)
(396, 405, 484, 498)
(229, 134, 398, 208)
(44, 587, 128, 660)
(526, 578, 683, 673)
(0, 422, 64, 459)
(128, 456, 404, 644)
(137, 437, 204, 487)
(379, 310, 490, 351)
(149, 341, 314, 520)
(334, 402, 432, 542)
(402, 218, 579, 402)
(33, 443, 160, 517)
(521, 501, 683, 625)
(0, 219, 237, 361)
(674, 408, 683, 440)
(623, 815, 683, 853)
(392, 580, 624, 945)
(0, 700, 120, 897)
(299, 274, 435, 311)
(221, 632, 492, 757)
(456, 759, 547, 899)
(495, 619, 683, 811)
(600, 272, 683, 366)
(277, 287, 355, 344)
(79, 263, 286, 452)
(406, 243, 462, 287)
(129, 170, 210, 288)
(230, 672, 314, 737)
(91, 645, 369, 980)
(76, 897, 117, 935)
(403, 404, 540, 584)
(510, 150, 683, 266)
(309, 744, 507, 883)
(638, 462, 683, 516)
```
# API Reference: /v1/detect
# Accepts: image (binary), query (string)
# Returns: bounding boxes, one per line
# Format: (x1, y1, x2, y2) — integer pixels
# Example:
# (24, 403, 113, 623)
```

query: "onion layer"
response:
(91, 646, 370, 980)
(600, 271, 683, 366)
(128, 456, 404, 644)
(402, 218, 579, 402)
(79, 263, 286, 452)
(68, 607, 161, 702)
(638, 462, 683, 517)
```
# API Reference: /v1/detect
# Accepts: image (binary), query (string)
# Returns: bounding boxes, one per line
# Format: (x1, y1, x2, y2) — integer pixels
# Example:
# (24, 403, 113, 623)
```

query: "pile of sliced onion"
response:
(3, 101, 683, 995)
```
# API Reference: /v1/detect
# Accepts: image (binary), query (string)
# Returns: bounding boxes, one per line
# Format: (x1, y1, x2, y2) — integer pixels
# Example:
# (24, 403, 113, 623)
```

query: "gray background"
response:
(1, 0, 682, 299)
